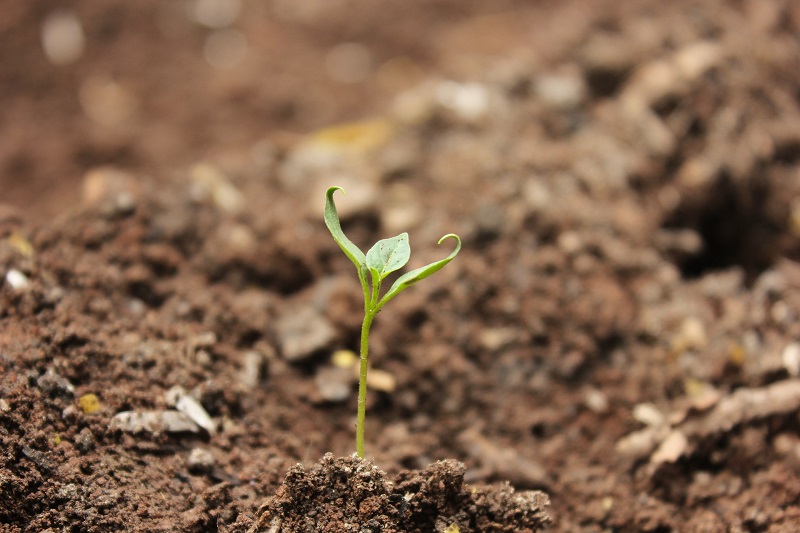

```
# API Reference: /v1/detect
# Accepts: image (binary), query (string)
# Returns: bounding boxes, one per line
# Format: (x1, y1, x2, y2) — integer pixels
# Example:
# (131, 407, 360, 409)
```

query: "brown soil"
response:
(3, 0, 800, 531)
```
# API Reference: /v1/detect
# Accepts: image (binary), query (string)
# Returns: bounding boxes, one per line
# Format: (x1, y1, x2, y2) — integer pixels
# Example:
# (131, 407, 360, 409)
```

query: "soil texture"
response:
(3, 0, 800, 531)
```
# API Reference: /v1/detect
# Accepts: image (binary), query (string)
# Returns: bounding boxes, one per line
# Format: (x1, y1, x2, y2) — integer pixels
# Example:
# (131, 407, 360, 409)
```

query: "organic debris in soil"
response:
(247, 453, 550, 533)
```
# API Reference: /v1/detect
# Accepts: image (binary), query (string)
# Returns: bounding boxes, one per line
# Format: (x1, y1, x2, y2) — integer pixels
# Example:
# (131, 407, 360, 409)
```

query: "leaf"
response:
(324, 187, 367, 273)
(366, 233, 410, 281)
(378, 234, 461, 309)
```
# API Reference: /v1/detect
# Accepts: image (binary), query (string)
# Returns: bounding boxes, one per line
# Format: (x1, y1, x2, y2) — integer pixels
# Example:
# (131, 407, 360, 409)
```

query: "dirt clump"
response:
(249, 453, 550, 533)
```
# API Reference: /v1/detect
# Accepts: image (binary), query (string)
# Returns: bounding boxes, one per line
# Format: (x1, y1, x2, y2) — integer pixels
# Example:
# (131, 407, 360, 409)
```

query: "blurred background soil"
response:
(2, 0, 800, 531)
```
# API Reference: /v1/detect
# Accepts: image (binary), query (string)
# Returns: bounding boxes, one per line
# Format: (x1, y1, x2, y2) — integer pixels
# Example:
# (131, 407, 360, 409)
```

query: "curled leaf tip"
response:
(438, 233, 460, 245)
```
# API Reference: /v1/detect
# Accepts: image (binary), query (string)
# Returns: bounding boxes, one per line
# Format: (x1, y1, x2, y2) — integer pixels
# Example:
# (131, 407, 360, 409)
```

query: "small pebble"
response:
(535, 70, 586, 110)
(650, 430, 688, 464)
(82, 167, 140, 210)
(5, 269, 30, 290)
(165, 385, 187, 407)
(584, 388, 609, 414)
(187, 447, 216, 474)
(57, 483, 80, 500)
(78, 393, 101, 414)
(176, 394, 216, 435)
(782, 343, 800, 378)
(75, 428, 95, 453)
(109, 410, 201, 434)
(79, 75, 138, 127)
(670, 317, 707, 354)
(240, 350, 267, 389)
(41, 10, 85, 65)
(557, 231, 583, 255)
(37, 370, 75, 398)
(190, 0, 241, 28)
(315, 366, 353, 403)
(367, 368, 397, 393)
(276, 306, 336, 362)
(633, 403, 665, 427)
(331, 349, 358, 369)
(435, 81, 491, 123)
(479, 327, 518, 353)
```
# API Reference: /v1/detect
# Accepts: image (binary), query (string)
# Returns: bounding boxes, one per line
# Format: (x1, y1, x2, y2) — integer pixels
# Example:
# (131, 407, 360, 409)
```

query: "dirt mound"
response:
(249, 453, 549, 532)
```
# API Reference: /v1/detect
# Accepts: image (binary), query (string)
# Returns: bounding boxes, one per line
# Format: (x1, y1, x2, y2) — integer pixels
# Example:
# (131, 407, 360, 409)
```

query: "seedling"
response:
(324, 186, 461, 457)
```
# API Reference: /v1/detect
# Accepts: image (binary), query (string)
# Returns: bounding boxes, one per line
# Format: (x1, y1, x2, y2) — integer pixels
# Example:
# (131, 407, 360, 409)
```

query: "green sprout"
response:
(324, 186, 461, 458)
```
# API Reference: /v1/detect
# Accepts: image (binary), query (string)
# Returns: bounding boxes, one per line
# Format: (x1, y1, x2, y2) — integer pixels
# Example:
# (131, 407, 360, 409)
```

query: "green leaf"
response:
(324, 187, 367, 274)
(378, 233, 461, 309)
(366, 233, 410, 281)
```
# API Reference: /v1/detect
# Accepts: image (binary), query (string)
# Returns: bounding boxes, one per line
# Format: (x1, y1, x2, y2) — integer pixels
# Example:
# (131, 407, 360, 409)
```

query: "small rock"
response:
(79, 75, 138, 127)
(331, 349, 358, 369)
(650, 430, 688, 464)
(782, 343, 800, 378)
(187, 447, 216, 474)
(78, 393, 101, 414)
(315, 366, 353, 403)
(670, 317, 707, 355)
(186, 332, 217, 365)
(584, 388, 609, 414)
(57, 483, 80, 500)
(367, 368, 397, 394)
(109, 410, 201, 434)
(535, 69, 586, 110)
(176, 394, 216, 435)
(478, 327, 519, 353)
(240, 350, 267, 389)
(5, 269, 30, 290)
(189, 331, 218, 349)
(557, 231, 583, 255)
(194, 349, 213, 367)
(75, 428, 95, 453)
(165, 385, 187, 407)
(22, 445, 53, 473)
(522, 180, 552, 212)
(36, 370, 75, 398)
(41, 10, 85, 65)
(0, 399, 10, 412)
(435, 81, 491, 124)
(276, 306, 336, 362)
(81, 167, 140, 213)
(773, 433, 800, 465)
(633, 403, 666, 427)
(190, 0, 241, 28)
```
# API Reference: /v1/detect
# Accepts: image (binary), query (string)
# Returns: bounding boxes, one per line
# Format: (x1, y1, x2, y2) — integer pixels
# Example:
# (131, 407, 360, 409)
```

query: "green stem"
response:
(356, 310, 375, 458)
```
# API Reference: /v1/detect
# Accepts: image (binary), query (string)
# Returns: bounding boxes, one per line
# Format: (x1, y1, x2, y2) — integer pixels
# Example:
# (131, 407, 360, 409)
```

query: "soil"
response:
(2, 0, 800, 531)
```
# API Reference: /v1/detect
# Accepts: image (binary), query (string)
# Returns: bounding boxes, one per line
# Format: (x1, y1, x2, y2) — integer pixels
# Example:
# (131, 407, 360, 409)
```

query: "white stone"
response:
(5, 269, 30, 290)
(41, 10, 85, 65)
(176, 394, 217, 434)
(109, 410, 201, 434)
(782, 343, 800, 377)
